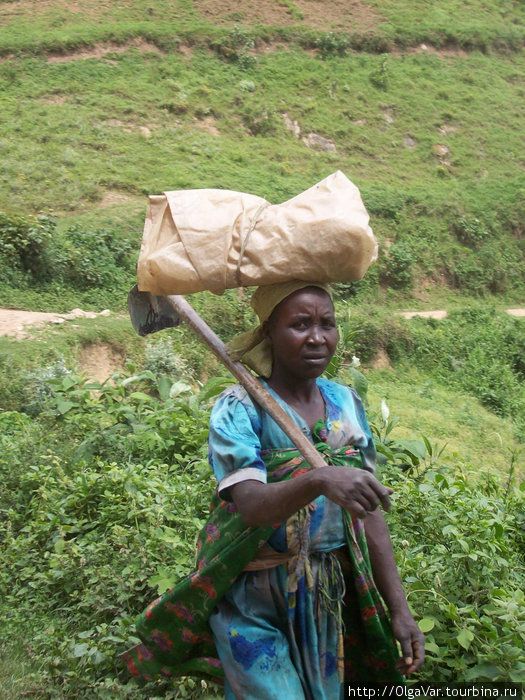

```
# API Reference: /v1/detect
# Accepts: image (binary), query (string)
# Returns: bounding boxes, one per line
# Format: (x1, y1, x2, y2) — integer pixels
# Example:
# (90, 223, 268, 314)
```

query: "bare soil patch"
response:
(193, 0, 381, 32)
(39, 94, 68, 105)
(98, 191, 136, 208)
(0, 309, 63, 339)
(0, 307, 112, 339)
(103, 118, 157, 136)
(370, 347, 392, 370)
(196, 116, 220, 136)
(47, 38, 163, 64)
(400, 310, 448, 320)
(393, 44, 469, 59)
(78, 342, 124, 382)
(0, 0, 136, 21)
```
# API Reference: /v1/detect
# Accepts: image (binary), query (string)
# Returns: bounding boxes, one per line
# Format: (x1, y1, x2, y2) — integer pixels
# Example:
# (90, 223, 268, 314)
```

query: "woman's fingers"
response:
(391, 611, 426, 676)
(321, 468, 393, 516)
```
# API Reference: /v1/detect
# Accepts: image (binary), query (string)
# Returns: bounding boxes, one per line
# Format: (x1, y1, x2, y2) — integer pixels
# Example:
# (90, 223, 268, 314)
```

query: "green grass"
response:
(1, 49, 523, 212)
(1, 0, 523, 308)
(0, 0, 522, 56)
(368, 366, 522, 476)
(1, 45, 524, 303)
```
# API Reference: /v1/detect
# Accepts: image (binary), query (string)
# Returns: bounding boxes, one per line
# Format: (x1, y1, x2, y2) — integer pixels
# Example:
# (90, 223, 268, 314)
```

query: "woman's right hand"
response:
(231, 466, 392, 527)
(316, 466, 393, 519)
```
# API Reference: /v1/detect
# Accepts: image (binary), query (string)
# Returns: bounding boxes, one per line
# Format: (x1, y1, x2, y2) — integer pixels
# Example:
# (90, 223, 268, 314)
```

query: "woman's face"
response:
(265, 287, 338, 380)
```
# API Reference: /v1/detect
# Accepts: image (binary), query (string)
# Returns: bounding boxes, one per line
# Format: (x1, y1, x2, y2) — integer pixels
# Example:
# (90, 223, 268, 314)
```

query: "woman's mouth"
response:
(303, 355, 327, 363)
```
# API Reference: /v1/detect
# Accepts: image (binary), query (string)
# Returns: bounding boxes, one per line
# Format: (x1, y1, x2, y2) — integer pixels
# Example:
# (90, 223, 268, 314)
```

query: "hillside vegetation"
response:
(0, 0, 523, 697)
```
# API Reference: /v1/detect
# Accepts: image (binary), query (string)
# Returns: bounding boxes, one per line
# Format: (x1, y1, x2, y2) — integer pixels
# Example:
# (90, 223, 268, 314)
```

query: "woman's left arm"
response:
(364, 509, 425, 676)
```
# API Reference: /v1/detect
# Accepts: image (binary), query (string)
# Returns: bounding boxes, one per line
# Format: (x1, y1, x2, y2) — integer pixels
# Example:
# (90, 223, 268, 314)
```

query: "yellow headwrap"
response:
(227, 281, 332, 377)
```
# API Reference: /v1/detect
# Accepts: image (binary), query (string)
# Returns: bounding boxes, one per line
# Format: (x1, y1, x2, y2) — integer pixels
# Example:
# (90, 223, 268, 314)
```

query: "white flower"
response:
(381, 398, 390, 423)
(351, 355, 361, 368)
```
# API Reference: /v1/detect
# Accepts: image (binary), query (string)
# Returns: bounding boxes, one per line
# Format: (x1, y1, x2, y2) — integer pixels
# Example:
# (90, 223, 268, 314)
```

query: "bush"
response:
(0, 368, 232, 697)
(407, 308, 525, 436)
(0, 210, 136, 302)
(453, 216, 490, 249)
(213, 26, 257, 70)
(315, 31, 349, 58)
(386, 462, 525, 682)
(382, 242, 414, 289)
(144, 336, 192, 379)
(0, 211, 55, 279)
(1, 366, 523, 694)
(22, 357, 71, 417)
(346, 309, 413, 364)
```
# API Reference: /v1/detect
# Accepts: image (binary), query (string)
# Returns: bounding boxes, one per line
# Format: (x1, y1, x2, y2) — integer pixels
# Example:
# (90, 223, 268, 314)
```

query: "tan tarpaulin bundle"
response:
(137, 170, 378, 296)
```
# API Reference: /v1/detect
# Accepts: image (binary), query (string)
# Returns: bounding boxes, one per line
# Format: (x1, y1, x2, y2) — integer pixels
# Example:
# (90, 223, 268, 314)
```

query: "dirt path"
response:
(398, 308, 525, 320)
(0, 307, 111, 339)
(1, 306, 523, 340)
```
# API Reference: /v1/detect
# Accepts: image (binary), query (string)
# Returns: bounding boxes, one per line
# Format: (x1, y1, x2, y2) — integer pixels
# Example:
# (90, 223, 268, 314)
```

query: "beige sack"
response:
(137, 170, 377, 296)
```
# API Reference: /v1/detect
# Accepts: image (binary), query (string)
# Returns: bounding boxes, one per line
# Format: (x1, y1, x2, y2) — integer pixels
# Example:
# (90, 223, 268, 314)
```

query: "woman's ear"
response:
(262, 320, 273, 345)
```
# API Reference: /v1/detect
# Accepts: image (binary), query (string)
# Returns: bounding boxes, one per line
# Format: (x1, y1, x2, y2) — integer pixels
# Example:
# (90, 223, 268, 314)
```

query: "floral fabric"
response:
(122, 412, 403, 691)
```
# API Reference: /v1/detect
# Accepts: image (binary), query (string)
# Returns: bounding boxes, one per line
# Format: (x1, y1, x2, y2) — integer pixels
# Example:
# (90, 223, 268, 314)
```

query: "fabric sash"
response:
(121, 434, 403, 684)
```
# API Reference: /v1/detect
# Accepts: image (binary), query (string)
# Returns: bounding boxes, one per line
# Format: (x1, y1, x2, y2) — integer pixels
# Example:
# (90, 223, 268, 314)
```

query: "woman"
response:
(123, 281, 424, 697)
(207, 281, 424, 697)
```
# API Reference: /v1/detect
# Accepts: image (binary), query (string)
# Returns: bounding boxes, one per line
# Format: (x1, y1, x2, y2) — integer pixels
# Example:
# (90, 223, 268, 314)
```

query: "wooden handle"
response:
(166, 295, 327, 469)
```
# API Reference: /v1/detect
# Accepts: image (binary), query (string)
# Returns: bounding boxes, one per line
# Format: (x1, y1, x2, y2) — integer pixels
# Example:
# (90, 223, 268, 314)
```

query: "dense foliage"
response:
(0, 362, 523, 697)
(345, 307, 525, 439)
(0, 212, 137, 311)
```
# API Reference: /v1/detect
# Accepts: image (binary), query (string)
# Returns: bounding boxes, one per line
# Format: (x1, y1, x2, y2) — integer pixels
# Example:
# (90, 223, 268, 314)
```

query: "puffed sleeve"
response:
(208, 384, 267, 501)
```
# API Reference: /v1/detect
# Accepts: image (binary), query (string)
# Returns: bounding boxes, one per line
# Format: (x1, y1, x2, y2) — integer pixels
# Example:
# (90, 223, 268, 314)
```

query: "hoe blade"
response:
(127, 284, 181, 336)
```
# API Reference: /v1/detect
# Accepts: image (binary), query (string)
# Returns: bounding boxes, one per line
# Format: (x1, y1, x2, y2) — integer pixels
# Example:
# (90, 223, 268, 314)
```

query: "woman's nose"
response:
(307, 326, 324, 344)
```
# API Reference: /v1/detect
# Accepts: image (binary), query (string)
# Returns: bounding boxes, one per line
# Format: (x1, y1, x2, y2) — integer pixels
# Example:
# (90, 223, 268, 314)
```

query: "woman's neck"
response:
(266, 372, 325, 430)
(266, 371, 318, 403)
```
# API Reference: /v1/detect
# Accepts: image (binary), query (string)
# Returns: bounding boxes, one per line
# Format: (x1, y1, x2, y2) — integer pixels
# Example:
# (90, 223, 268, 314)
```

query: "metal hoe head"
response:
(127, 284, 181, 336)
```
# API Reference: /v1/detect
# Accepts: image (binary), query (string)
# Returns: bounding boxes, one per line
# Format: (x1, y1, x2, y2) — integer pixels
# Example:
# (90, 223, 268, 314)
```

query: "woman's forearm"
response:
(230, 467, 392, 527)
(365, 509, 426, 673)
(364, 508, 410, 613)
(229, 471, 324, 526)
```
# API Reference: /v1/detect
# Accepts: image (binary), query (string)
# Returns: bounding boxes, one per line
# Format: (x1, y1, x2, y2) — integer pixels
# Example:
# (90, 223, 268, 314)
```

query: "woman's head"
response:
(263, 286, 338, 381)
(227, 281, 336, 378)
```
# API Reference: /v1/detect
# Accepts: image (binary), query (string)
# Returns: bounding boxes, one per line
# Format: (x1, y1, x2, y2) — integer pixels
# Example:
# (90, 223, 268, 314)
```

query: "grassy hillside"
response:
(1, 0, 524, 308)
(0, 1, 524, 696)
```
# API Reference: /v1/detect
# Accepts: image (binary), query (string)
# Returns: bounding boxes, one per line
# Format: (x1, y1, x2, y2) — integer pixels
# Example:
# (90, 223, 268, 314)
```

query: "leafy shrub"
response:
(382, 242, 414, 289)
(144, 336, 192, 380)
(446, 250, 486, 295)
(60, 224, 134, 290)
(369, 54, 389, 89)
(346, 309, 413, 364)
(407, 308, 525, 436)
(1, 366, 523, 695)
(0, 210, 135, 294)
(0, 211, 55, 279)
(240, 104, 276, 135)
(0, 368, 233, 697)
(213, 27, 256, 70)
(22, 357, 71, 417)
(192, 288, 256, 340)
(385, 462, 525, 682)
(444, 230, 524, 296)
(315, 31, 349, 58)
(453, 216, 490, 248)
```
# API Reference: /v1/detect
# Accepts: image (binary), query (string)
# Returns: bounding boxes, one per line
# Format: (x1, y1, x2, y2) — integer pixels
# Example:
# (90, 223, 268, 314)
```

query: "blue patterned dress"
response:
(207, 378, 376, 699)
